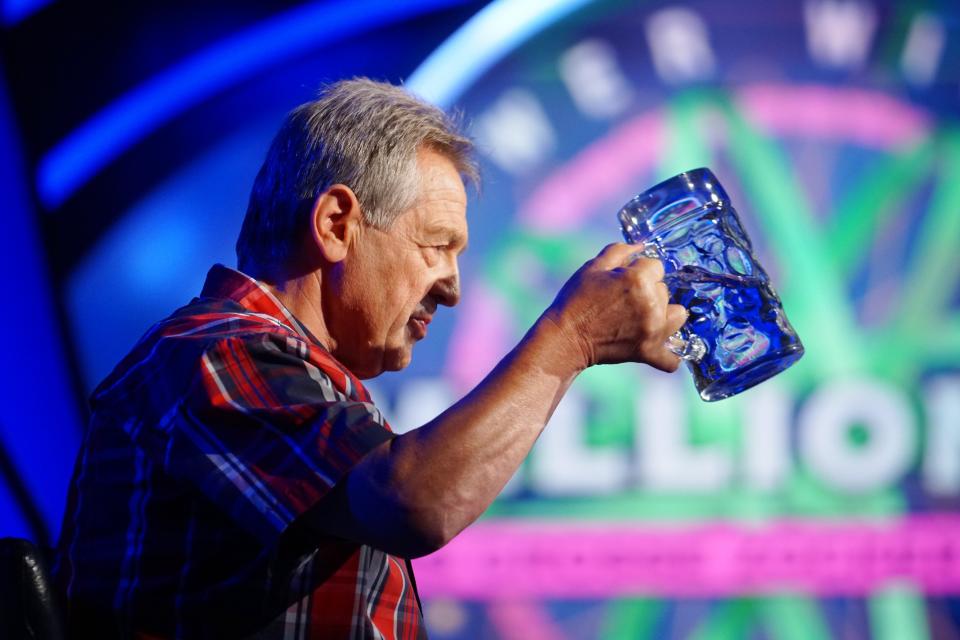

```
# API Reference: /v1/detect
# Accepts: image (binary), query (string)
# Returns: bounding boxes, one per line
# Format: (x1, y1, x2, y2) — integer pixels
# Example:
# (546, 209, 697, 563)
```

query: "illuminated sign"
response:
(399, 1, 960, 637)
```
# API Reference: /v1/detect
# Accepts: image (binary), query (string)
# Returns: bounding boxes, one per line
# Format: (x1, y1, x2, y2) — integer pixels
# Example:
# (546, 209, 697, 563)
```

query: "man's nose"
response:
(432, 266, 461, 308)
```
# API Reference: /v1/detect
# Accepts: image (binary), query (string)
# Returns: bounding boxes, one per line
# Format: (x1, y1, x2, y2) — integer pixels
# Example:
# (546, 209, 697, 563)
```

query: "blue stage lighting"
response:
(37, 0, 470, 209)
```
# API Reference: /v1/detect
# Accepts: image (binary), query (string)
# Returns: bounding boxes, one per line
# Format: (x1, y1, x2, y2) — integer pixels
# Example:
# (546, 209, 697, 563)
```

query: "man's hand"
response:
(541, 242, 689, 373)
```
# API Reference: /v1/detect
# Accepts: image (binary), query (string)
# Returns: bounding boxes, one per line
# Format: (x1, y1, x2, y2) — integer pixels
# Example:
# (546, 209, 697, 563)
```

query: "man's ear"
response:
(309, 184, 362, 263)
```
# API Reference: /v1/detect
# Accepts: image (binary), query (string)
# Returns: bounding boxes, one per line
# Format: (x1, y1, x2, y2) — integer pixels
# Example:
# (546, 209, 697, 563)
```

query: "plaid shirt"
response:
(55, 264, 426, 639)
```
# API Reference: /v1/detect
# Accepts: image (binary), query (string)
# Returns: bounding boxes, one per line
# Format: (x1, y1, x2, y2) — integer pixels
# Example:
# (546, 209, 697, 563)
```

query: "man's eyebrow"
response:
(423, 225, 468, 247)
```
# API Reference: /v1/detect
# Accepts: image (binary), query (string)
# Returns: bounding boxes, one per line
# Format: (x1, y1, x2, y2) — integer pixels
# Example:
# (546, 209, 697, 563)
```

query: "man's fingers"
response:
(644, 304, 689, 373)
(590, 244, 667, 288)
(644, 326, 683, 372)
(590, 243, 639, 270)
(665, 303, 688, 336)
(657, 280, 671, 305)
(648, 350, 683, 373)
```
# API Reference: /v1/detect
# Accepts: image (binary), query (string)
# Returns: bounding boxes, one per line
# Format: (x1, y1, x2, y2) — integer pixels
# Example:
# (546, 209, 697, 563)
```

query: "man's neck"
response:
(262, 271, 337, 352)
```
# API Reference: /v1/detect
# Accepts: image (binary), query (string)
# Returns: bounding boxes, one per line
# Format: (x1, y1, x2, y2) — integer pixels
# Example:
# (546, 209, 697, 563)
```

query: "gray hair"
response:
(236, 78, 478, 278)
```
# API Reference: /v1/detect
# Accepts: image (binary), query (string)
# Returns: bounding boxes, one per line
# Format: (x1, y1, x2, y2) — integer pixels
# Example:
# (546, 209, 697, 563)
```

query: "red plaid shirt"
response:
(55, 264, 426, 639)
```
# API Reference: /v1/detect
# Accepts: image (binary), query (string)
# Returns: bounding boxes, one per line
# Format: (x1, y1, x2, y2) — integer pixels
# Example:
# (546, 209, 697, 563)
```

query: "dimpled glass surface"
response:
(619, 169, 804, 401)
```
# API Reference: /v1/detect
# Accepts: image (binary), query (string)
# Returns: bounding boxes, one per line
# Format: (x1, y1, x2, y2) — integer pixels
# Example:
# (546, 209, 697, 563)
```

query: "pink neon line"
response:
(442, 281, 514, 393)
(412, 514, 960, 598)
(520, 109, 665, 232)
(737, 83, 931, 150)
(517, 83, 932, 233)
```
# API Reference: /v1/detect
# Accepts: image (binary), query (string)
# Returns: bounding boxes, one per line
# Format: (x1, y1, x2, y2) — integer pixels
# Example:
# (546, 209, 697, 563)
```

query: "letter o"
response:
(798, 379, 915, 494)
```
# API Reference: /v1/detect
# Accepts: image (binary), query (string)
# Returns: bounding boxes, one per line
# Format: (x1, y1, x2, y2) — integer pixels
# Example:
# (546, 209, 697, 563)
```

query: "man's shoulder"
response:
(162, 294, 301, 340)
(90, 297, 322, 409)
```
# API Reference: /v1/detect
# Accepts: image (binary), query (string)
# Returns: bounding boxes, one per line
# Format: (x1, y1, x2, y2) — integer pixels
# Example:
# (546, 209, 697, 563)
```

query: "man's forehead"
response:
(418, 148, 468, 196)
(395, 148, 469, 238)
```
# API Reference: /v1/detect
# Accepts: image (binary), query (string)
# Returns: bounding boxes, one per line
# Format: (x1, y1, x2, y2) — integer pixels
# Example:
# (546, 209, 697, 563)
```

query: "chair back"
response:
(0, 538, 64, 640)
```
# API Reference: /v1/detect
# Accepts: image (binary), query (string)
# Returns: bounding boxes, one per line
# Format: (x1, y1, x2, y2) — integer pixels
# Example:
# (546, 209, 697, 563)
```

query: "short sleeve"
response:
(153, 332, 394, 545)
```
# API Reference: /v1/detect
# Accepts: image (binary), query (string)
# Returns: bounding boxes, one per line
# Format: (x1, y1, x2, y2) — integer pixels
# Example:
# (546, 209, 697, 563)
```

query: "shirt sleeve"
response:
(152, 332, 394, 545)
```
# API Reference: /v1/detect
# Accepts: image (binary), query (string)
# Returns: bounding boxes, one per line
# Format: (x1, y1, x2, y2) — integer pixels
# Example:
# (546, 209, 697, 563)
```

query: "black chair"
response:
(0, 538, 64, 640)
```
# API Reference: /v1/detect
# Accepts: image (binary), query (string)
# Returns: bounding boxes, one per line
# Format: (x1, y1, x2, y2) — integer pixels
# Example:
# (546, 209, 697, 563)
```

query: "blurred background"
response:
(2, 0, 959, 637)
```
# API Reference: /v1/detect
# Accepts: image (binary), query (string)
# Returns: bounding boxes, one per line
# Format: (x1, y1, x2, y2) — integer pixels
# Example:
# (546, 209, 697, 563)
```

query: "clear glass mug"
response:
(618, 168, 804, 401)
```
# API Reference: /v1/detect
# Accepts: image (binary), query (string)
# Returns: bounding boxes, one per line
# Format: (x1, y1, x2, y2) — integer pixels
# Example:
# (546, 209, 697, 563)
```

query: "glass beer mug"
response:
(618, 168, 804, 401)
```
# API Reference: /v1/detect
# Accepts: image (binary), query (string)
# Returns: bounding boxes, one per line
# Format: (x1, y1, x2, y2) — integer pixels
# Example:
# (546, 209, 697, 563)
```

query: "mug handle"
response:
(633, 243, 707, 363)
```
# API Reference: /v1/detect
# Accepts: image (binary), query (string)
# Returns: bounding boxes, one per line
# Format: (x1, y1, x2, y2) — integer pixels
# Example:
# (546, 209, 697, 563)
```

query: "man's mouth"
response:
(409, 314, 431, 339)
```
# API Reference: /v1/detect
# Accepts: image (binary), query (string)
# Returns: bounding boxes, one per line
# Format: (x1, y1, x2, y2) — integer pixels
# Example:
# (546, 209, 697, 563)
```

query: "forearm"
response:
(343, 315, 582, 556)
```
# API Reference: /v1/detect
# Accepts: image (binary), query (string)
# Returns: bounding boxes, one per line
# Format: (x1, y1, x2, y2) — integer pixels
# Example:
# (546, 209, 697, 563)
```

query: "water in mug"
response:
(665, 264, 797, 399)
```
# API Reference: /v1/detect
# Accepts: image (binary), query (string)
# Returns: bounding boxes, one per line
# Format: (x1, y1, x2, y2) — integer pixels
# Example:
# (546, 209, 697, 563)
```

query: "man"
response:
(55, 78, 687, 638)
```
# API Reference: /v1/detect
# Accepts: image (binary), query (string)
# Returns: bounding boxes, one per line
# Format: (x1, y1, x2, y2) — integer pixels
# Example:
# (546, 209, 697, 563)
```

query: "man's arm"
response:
(313, 243, 688, 557)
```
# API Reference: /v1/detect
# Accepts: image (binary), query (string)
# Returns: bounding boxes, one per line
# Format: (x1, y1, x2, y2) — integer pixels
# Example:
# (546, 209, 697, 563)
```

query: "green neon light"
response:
(869, 583, 931, 640)
(716, 93, 865, 379)
(660, 91, 716, 179)
(601, 598, 662, 640)
(895, 127, 960, 331)
(863, 324, 959, 385)
(761, 596, 832, 640)
(689, 599, 758, 640)
(483, 489, 905, 521)
(827, 140, 934, 278)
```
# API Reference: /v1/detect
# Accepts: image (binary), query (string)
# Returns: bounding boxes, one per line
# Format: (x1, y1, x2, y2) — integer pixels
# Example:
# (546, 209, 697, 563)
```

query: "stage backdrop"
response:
(44, 0, 960, 638)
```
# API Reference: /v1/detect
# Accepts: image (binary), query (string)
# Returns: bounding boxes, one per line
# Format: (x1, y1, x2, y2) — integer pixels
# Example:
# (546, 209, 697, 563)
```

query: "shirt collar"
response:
(200, 263, 321, 345)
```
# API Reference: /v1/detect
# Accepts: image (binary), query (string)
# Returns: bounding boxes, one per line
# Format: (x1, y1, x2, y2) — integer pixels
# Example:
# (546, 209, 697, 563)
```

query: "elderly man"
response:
(55, 79, 687, 638)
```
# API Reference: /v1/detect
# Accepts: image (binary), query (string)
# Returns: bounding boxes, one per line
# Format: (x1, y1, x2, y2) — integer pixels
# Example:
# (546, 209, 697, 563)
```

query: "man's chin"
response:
(354, 348, 411, 379)
(338, 338, 415, 378)
(384, 348, 413, 373)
